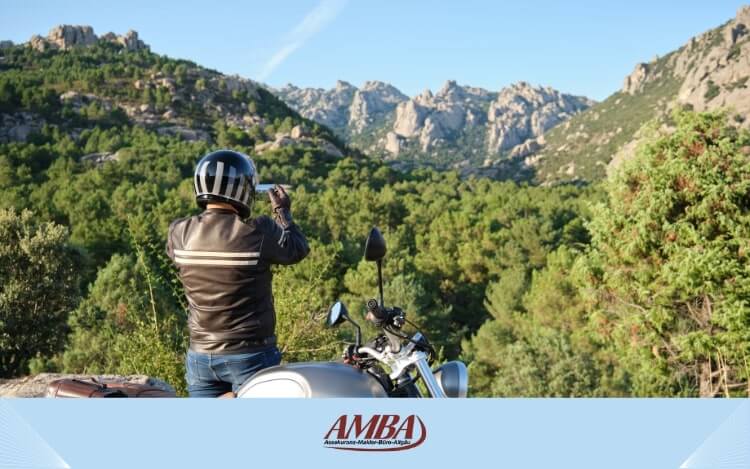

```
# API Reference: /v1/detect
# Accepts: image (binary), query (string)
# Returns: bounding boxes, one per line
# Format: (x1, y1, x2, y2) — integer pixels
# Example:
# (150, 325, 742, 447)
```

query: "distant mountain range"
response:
(276, 80, 594, 176)
(277, 5, 750, 183)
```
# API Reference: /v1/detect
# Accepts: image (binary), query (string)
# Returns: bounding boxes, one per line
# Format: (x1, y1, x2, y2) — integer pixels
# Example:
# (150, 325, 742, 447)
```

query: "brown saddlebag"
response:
(46, 378, 176, 398)
(46, 379, 128, 398)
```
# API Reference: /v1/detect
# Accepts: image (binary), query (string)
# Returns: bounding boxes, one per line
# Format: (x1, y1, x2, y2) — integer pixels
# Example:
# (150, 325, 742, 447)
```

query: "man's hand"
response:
(268, 184, 291, 213)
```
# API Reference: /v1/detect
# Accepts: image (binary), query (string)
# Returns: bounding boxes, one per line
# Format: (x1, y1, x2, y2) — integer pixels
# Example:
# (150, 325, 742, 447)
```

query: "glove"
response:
(268, 184, 291, 212)
(268, 185, 293, 229)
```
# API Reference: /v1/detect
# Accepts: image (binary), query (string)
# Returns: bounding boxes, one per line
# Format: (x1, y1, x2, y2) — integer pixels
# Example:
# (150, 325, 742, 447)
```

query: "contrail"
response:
(257, 0, 348, 81)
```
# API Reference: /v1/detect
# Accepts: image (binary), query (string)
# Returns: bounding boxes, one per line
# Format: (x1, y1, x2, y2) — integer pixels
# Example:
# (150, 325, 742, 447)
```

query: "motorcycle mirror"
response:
(364, 227, 387, 262)
(326, 301, 349, 328)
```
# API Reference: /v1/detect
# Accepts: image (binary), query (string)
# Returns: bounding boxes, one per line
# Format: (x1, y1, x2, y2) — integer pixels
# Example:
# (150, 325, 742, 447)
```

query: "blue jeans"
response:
(185, 347, 282, 397)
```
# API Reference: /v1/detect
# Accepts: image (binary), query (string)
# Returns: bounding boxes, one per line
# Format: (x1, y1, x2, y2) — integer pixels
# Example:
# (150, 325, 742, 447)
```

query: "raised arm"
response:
(262, 185, 310, 265)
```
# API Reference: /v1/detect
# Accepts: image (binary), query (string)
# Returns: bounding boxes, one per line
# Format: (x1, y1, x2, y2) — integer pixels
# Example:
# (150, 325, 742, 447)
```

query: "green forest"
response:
(1, 42, 749, 397)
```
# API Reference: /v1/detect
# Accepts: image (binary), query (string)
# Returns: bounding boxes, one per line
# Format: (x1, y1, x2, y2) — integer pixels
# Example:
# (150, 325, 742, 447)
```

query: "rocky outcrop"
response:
(278, 80, 407, 135)
(278, 80, 357, 131)
(622, 63, 650, 95)
(81, 151, 120, 165)
(0, 373, 175, 397)
(348, 81, 408, 133)
(48, 25, 97, 49)
(486, 82, 592, 154)
(254, 126, 345, 158)
(101, 29, 148, 51)
(0, 112, 44, 143)
(672, 5, 750, 119)
(391, 81, 493, 152)
(28, 25, 149, 52)
(393, 99, 429, 137)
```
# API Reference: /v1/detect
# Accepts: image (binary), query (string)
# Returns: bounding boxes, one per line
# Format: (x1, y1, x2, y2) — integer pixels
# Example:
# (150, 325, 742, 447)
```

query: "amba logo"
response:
(323, 414, 427, 451)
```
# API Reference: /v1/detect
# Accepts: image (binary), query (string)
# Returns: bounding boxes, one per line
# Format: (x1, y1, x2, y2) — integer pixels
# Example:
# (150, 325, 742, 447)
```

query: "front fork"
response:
(415, 356, 446, 398)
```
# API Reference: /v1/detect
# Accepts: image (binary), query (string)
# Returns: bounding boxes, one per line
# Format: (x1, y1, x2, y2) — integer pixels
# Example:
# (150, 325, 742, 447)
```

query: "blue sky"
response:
(0, 1, 743, 100)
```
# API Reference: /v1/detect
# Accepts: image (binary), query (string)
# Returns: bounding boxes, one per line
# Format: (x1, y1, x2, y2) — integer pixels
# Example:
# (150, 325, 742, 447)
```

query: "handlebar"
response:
(357, 332, 445, 398)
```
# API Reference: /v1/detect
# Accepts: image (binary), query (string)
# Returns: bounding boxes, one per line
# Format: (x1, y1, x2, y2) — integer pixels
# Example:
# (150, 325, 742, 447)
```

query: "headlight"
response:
(432, 361, 468, 398)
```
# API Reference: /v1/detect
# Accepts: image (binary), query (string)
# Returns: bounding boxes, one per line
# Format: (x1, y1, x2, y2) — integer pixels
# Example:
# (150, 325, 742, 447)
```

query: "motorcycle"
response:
(236, 227, 468, 398)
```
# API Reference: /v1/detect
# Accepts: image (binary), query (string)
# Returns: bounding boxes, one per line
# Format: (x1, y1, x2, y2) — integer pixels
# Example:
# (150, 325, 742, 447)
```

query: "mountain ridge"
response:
(276, 78, 594, 175)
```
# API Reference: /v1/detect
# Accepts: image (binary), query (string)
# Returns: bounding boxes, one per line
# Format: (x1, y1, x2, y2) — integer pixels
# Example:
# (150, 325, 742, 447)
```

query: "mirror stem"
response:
(376, 259, 385, 309)
(350, 320, 362, 347)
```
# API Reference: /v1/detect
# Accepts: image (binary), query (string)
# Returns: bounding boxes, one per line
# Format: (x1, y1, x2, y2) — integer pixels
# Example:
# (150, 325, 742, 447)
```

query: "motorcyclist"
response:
(166, 149, 309, 397)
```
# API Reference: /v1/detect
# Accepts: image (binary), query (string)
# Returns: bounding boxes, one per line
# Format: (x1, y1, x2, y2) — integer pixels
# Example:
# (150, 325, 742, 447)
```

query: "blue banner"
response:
(1, 399, 748, 469)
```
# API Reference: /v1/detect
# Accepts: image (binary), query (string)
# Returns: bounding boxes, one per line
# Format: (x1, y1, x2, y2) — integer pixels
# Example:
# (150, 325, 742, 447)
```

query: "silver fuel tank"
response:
(236, 362, 389, 398)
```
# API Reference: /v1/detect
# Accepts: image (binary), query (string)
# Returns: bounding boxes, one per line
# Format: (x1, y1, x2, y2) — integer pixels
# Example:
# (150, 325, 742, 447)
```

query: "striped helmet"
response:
(194, 150, 258, 218)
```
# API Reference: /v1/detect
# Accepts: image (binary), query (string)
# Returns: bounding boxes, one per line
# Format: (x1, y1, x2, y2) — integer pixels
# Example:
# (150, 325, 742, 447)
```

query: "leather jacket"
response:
(166, 207, 309, 354)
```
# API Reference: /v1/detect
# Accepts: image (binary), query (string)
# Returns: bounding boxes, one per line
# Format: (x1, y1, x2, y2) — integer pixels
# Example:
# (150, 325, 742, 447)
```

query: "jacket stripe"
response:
(173, 249, 260, 258)
(174, 257, 258, 266)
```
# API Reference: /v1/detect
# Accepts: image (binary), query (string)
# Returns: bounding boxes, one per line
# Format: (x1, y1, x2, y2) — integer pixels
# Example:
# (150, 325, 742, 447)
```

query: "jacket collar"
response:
(204, 207, 239, 215)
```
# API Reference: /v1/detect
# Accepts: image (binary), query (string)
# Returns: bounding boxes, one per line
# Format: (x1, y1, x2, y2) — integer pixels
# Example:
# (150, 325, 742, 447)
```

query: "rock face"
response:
(48, 25, 97, 49)
(279, 80, 357, 131)
(673, 6, 750, 115)
(278, 80, 408, 135)
(277, 79, 592, 165)
(622, 63, 650, 95)
(0, 373, 175, 397)
(614, 5, 750, 119)
(28, 25, 149, 52)
(486, 82, 592, 153)
(349, 81, 408, 133)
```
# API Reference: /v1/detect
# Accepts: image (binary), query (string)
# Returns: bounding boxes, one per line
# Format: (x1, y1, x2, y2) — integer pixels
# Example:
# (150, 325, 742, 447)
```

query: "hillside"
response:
(525, 6, 750, 184)
(0, 25, 346, 160)
(277, 79, 593, 174)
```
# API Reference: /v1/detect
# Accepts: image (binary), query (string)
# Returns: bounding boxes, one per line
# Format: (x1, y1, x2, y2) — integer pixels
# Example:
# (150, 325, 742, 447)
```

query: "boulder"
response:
(290, 124, 309, 139)
(156, 126, 211, 142)
(81, 151, 120, 165)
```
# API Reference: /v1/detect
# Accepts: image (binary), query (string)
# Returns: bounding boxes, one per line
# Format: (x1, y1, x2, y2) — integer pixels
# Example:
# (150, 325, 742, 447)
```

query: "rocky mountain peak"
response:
(485, 81, 593, 155)
(438, 80, 460, 95)
(334, 80, 356, 92)
(27, 25, 148, 52)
